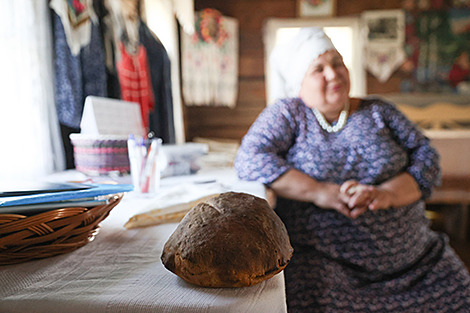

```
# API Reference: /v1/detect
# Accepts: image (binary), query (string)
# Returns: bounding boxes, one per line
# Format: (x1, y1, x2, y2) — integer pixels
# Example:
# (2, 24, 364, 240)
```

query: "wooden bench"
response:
(397, 103, 470, 130)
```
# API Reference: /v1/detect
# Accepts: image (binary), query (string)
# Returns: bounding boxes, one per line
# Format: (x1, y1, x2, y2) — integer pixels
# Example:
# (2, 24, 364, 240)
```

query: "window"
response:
(263, 17, 366, 105)
(0, 0, 65, 179)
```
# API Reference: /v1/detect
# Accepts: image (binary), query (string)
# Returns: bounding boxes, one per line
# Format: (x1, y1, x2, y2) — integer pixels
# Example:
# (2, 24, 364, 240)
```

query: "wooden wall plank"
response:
(238, 80, 266, 102)
(239, 56, 265, 78)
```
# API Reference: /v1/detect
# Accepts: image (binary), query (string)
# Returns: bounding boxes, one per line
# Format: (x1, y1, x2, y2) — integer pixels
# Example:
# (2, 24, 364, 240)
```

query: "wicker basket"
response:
(0, 195, 123, 265)
(70, 134, 130, 176)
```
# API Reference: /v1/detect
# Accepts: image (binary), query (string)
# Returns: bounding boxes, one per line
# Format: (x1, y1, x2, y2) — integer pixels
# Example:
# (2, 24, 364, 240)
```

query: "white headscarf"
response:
(269, 27, 337, 104)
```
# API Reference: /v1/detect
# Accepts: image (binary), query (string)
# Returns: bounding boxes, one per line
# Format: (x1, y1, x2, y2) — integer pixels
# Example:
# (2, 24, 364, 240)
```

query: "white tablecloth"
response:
(0, 169, 288, 313)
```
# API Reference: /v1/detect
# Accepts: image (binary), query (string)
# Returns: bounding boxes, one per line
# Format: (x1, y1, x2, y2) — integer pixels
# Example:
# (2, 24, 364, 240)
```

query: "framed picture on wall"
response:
(297, 0, 337, 17)
(361, 10, 405, 46)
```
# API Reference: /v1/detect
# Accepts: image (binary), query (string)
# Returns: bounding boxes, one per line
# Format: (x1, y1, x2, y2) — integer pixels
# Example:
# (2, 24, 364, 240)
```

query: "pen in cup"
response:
(127, 133, 163, 194)
(138, 136, 147, 178)
(140, 138, 162, 194)
(127, 134, 141, 191)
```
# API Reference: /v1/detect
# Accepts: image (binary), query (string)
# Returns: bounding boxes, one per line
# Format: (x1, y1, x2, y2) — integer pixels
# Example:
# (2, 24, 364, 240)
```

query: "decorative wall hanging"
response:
(181, 8, 239, 108)
(297, 0, 337, 17)
(399, 1, 470, 93)
(361, 9, 406, 83)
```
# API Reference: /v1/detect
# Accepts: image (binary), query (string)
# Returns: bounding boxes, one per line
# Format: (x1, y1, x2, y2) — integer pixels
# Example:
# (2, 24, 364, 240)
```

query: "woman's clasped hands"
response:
(341, 180, 395, 219)
(315, 180, 394, 219)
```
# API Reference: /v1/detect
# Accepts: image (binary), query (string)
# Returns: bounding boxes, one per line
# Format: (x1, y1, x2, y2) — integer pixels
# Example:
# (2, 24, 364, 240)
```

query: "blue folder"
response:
(0, 183, 133, 208)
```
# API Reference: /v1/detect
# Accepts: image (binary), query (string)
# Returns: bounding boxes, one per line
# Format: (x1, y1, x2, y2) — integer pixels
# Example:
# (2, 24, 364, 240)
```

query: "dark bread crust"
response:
(161, 192, 293, 287)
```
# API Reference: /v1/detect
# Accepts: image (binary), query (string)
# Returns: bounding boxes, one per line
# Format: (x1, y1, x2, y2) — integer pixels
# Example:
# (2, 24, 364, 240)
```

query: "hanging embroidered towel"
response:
(116, 43, 155, 130)
(361, 10, 406, 83)
(364, 47, 406, 83)
(181, 9, 239, 108)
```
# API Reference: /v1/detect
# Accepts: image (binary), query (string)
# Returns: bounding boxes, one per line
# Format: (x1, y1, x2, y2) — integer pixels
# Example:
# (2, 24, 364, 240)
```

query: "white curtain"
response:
(0, 0, 65, 180)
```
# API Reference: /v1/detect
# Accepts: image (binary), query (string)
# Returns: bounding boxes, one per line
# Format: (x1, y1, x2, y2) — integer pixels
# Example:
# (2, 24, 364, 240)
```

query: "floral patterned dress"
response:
(235, 97, 470, 313)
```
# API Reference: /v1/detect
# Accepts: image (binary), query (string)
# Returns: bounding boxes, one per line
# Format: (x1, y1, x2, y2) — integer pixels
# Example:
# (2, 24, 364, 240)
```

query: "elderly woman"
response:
(235, 27, 470, 312)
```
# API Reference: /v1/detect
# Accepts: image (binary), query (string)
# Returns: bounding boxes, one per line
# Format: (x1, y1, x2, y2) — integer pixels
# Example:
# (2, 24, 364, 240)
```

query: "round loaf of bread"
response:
(161, 192, 293, 287)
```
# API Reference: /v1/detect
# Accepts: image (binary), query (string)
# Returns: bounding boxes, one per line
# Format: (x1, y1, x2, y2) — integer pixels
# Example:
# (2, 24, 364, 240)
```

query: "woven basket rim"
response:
(0, 194, 123, 265)
(70, 133, 129, 141)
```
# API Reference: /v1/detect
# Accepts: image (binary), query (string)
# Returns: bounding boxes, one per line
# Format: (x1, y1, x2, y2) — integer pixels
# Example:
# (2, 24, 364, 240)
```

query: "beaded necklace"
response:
(312, 100, 349, 133)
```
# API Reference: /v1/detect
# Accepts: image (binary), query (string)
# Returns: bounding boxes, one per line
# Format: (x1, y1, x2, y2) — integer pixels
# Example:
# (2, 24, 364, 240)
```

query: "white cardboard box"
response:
(80, 96, 145, 137)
